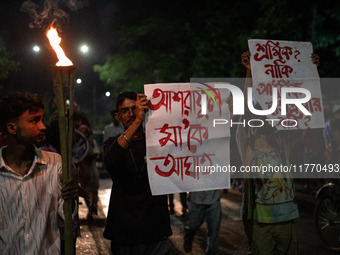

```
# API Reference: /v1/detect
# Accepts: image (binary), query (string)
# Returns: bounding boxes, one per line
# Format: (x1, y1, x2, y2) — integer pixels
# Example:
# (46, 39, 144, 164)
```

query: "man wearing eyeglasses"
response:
(103, 91, 172, 255)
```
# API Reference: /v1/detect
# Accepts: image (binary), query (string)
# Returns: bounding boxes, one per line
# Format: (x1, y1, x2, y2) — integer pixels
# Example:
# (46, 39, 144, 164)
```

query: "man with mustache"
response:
(0, 92, 78, 254)
(103, 91, 172, 255)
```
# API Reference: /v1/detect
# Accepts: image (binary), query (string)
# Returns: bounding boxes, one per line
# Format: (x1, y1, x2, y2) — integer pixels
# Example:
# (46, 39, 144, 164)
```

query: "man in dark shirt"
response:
(103, 91, 172, 254)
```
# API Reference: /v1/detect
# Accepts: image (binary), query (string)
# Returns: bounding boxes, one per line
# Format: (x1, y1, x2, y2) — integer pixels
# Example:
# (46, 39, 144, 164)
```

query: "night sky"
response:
(0, 0, 116, 124)
(1, 0, 339, 127)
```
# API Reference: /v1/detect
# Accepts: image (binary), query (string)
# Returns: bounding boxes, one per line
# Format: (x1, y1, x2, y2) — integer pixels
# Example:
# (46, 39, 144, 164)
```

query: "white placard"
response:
(248, 39, 324, 129)
(145, 83, 231, 195)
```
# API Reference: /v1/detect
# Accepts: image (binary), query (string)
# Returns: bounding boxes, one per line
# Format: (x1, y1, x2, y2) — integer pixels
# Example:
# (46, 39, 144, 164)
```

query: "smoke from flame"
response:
(46, 23, 73, 66)
(21, 0, 88, 29)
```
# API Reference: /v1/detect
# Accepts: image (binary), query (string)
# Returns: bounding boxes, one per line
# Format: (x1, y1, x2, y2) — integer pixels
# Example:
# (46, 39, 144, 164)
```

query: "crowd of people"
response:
(0, 50, 339, 255)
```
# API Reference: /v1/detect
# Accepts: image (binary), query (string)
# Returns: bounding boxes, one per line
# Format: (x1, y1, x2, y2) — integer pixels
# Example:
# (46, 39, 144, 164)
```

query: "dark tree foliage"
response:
(0, 47, 20, 94)
(94, 0, 340, 100)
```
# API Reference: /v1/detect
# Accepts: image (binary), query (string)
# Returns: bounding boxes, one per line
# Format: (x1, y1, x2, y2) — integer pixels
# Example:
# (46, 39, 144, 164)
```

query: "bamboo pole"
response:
(52, 66, 75, 255)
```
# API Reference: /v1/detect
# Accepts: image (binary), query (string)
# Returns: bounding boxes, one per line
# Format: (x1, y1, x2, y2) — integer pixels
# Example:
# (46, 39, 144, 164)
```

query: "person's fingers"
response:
(241, 51, 250, 57)
(311, 53, 320, 67)
(137, 94, 147, 101)
(241, 51, 251, 70)
(62, 184, 79, 200)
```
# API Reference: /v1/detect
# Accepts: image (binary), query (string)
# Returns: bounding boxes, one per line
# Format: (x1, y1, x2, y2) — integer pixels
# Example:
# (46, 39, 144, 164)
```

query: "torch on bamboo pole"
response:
(52, 65, 75, 255)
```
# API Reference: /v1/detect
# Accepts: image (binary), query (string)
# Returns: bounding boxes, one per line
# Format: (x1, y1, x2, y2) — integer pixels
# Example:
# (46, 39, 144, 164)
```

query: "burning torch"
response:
(46, 22, 74, 255)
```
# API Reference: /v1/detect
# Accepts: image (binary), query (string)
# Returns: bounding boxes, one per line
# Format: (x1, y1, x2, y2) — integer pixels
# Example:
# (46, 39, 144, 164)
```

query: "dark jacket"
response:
(103, 136, 172, 244)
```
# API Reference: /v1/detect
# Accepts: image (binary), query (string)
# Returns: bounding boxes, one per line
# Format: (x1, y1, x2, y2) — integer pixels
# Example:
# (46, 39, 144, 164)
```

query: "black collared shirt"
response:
(103, 136, 172, 244)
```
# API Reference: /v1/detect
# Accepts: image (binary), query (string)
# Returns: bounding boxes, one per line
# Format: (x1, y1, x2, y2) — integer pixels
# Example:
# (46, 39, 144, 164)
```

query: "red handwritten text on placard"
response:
(268, 97, 322, 116)
(155, 124, 183, 149)
(254, 40, 298, 63)
(155, 121, 209, 153)
(150, 153, 215, 180)
(148, 85, 227, 182)
(253, 40, 301, 79)
(149, 88, 221, 117)
(266, 96, 322, 128)
(264, 63, 293, 78)
(257, 80, 304, 96)
(187, 124, 209, 153)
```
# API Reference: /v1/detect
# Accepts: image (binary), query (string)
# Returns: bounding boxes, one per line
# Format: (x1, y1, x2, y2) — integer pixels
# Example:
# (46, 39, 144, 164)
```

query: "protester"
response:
(168, 192, 188, 216)
(236, 51, 319, 254)
(0, 92, 78, 254)
(324, 109, 340, 163)
(301, 128, 325, 190)
(74, 111, 99, 220)
(104, 109, 124, 142)
(183, 190, 222, 254)
(103, 91, 172, 254)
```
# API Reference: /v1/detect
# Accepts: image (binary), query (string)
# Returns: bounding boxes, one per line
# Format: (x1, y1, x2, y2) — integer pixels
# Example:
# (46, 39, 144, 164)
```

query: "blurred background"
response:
(0, 0, 339, 130)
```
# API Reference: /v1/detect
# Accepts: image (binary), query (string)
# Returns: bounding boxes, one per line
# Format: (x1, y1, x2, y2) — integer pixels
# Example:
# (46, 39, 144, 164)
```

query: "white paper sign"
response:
(248, 39, 324, 129)
(144, 83, 231, 195)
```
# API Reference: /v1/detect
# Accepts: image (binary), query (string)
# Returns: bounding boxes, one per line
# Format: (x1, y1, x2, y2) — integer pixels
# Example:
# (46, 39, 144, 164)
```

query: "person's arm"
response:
(235, 52, 252, 165)
(241, 51, 252, 118)
(116, 94, 149, 149)
(103, 134, 132, 176)
(78, 186, 98, 215)
(61, 178, 79, 214)
(241, 51, 252, 79)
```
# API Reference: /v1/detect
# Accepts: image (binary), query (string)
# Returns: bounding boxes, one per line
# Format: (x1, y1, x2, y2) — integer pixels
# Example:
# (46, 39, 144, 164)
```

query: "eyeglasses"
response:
(119, 106, 136, 116)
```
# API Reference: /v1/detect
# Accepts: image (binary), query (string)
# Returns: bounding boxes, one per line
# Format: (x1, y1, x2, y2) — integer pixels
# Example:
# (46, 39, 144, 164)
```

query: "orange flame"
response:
(46, 23, 73, 66)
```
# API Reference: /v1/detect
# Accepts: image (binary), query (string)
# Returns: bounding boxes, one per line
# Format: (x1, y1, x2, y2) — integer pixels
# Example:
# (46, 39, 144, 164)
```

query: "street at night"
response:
(75, 178, 339, 255)
(1, 1, 340, 255)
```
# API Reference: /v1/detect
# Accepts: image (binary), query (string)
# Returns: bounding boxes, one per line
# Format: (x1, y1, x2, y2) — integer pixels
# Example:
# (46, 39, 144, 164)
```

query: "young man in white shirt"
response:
(0, 92, 78, 254)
